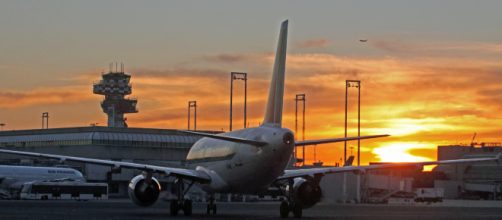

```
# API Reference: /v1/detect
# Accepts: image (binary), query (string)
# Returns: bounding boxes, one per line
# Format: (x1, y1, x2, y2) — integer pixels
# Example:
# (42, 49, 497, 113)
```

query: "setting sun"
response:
(372, 142, 438, 171)
(372, 142, 435, 162)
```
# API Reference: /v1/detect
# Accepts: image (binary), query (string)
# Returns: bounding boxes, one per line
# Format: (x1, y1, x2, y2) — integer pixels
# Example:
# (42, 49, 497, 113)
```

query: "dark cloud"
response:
(370, 39, 412, 53)
(371, 39, 502, 57)
(202, 54, 249, 63)
(132, 68, 227, 79)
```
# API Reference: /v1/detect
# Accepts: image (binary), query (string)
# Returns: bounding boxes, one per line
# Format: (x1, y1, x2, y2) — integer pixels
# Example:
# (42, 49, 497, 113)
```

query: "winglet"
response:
(263, 20, 288, 127)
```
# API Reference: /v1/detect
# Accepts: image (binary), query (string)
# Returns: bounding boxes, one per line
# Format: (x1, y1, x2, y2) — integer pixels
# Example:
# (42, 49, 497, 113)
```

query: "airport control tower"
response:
(93, 65, 138, 128)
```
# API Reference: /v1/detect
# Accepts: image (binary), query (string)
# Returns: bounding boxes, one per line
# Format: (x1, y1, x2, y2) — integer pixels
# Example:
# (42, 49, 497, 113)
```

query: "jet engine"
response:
(289, 177, 322, 209)
(128, 174, 161, 207)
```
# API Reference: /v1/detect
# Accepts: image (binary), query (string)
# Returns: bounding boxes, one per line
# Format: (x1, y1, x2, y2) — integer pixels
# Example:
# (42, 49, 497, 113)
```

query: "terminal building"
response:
(0, 126, 210, 197)
(322, 143, 502, 203)
(435, 143, 502, 200)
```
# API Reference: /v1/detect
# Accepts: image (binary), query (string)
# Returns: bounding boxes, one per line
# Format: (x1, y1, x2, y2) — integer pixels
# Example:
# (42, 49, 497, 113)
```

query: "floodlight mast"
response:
(295, 94, 306, 166)
(344, 80, 361, 166)
(41, 112, 49, 129)
(229, 72, 247, 131)
(188, 101, 197, 131)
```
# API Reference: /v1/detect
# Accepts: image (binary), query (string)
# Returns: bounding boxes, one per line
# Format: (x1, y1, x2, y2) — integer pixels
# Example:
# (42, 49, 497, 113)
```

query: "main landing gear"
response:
(280, 200, 302, 218)
(170, 199, 192, 216)
(279, 179, 303, 218)
(169, 178, 217, 216)
(169, 178, 194, 216)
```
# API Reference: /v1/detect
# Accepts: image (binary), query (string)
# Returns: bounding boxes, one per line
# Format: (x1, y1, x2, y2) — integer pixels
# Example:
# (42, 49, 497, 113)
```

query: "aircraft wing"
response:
(277, 154, 501, 180)
(295, 134, 389, 146)
(0, 149, 211, 183)
(179, 130, 268, 147)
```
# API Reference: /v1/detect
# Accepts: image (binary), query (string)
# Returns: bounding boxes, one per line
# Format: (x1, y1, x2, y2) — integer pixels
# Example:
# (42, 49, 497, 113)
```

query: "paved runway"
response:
(1, 199, 502, 220)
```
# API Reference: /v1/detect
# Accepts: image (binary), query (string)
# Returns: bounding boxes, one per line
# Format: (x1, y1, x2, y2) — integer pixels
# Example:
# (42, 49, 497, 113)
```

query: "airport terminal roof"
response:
(0, 127, 219, 148)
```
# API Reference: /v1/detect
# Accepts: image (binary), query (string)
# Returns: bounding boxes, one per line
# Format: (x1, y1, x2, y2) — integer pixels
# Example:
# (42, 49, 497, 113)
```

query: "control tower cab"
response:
(93, 64, 138, 128)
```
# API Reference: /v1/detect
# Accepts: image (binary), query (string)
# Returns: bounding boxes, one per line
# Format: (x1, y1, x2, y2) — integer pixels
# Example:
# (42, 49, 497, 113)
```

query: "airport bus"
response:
(20, 182, 108, 200)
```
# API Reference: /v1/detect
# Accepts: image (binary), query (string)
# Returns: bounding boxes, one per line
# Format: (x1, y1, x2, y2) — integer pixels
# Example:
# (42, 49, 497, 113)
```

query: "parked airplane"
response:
(0, 20, 499, 218)
(0, 165, 85, 199)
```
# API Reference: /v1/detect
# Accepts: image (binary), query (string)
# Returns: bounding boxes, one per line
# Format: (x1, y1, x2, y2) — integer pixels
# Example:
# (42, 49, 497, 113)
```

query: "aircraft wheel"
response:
(212, 204, 217, 214)
(170, 201, 179, 216)
(183, 199, 192, 216)
(280, 201, 289, 218)
(206, 195, 217, 215)
(206, 203, 217, 215)
(292, 203, 302, 218)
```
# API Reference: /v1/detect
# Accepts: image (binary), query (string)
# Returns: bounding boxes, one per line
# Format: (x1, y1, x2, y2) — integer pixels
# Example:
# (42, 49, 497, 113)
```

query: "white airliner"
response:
(0, 165, 84, 199)
(0, 20, 500, 218)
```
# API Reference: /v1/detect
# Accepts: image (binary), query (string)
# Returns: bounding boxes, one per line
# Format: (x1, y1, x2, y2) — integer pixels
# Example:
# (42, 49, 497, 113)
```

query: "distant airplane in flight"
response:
(359, 39, 368, 42)
(0, 20, 499, 218)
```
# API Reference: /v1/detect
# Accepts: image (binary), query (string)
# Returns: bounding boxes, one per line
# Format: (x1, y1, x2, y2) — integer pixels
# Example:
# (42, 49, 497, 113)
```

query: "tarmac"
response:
(1, 199, 502, 220)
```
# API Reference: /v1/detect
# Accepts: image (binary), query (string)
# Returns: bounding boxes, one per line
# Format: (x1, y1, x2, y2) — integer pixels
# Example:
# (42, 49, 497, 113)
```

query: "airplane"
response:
(0, 20, 500, 218)
(0, 165, 85, 199)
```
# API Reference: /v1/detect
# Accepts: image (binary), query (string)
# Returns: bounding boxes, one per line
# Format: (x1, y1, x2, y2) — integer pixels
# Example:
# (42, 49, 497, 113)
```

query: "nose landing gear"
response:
(280, 201, 289, 218)
(206, 195, 217, 215)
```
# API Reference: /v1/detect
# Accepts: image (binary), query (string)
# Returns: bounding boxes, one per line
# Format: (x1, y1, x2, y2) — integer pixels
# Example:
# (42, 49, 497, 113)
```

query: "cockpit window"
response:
(186, 144, 236, 161)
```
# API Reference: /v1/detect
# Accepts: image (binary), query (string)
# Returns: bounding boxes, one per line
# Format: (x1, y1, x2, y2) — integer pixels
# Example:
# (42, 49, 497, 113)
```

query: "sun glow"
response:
(373, 142, 435, 162)
(366, 118, 452, 137)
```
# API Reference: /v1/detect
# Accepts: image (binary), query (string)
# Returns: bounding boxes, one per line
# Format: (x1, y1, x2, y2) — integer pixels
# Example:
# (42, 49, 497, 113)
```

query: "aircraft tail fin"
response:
(263, 20, 288, 127)
(344, 155, 355, 167)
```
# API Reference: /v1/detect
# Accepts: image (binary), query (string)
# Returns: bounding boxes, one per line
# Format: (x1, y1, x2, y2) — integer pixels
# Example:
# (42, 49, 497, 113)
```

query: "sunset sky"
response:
(1, 1, 501, 165)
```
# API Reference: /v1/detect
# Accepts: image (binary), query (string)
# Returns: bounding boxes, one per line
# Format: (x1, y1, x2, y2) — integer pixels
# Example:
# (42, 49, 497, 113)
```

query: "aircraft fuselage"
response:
(186, 125, 294, 194)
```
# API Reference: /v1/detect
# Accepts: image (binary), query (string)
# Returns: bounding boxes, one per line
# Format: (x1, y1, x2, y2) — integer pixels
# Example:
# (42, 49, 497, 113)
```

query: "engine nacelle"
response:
(128, 175, 161, 207)
(289, 177, 322, 209)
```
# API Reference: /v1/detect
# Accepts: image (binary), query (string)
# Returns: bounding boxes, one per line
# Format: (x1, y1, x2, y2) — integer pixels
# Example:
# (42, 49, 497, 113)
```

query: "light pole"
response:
(42, 112, 49, 129)
(229, 72, 247, 131)
(0, 123, 5, 131)
(188, 101, 197, 130)
(344, 80, 361, 166)
(295, 94, 306, 166)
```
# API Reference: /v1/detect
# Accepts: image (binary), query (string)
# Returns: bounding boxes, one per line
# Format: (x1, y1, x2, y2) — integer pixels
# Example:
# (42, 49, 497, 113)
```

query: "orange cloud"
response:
(0, 86, 93, 109)
(296, 39, 331, 49)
